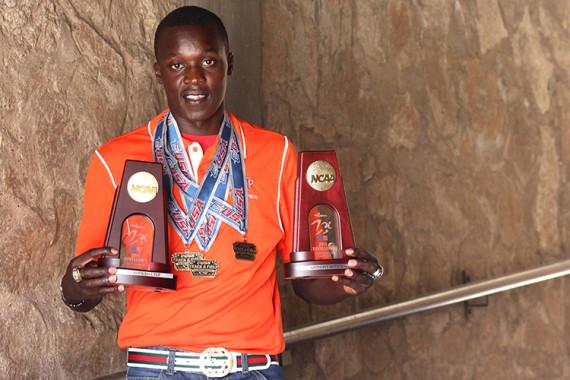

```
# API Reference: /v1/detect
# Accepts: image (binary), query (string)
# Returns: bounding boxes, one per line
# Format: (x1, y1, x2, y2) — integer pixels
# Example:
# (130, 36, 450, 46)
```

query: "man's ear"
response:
(154, 62, 162, 83)
(227, 52, 234, 76)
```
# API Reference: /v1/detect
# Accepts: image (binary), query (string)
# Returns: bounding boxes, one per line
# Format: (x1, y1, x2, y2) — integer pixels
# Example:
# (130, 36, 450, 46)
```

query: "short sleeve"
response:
(75, 151, 118, 256)
(276, 137, 298, 263)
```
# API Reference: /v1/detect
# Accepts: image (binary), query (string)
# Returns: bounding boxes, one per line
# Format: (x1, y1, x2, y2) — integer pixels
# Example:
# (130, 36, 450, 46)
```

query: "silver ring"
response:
(367, 265, 384, 281)
(72, 267, 83, 283)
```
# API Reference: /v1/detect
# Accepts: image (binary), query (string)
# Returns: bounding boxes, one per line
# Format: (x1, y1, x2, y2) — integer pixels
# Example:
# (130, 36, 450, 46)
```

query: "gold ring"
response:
(72, 267, 82, 283)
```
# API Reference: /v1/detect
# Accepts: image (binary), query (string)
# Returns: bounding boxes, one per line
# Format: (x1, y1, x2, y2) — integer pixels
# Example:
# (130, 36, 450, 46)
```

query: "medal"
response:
(233, 240, 257, 261)
(153, 112, 249, 251)
(171, 252, 219, 278)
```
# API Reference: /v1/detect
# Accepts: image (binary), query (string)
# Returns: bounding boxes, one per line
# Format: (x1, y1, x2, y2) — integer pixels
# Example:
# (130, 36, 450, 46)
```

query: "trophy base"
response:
(99, 256, 176, 292)
(115, 268, 177, 292)
(284, 257, 350, 279)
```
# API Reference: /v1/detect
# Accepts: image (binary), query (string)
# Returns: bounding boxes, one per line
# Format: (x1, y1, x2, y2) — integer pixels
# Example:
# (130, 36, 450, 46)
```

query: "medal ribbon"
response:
(153, 112, 248, 250)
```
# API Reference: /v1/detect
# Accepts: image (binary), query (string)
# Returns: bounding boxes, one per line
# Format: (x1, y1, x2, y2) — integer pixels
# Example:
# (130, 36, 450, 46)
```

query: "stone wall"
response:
(3, 0, 570, 379)
(0, 1, 259, 378)
(261, 1, 570, 379)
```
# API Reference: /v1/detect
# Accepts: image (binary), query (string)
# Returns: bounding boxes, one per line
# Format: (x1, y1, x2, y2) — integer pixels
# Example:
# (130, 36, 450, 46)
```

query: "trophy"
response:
(284, 151, 354, 279)
(99, 160, 176, 291)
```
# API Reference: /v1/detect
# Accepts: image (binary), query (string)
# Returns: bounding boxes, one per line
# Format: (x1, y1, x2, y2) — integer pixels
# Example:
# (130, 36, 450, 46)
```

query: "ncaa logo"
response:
(306, 160, 336, 191)
(127, 171, 159, 203)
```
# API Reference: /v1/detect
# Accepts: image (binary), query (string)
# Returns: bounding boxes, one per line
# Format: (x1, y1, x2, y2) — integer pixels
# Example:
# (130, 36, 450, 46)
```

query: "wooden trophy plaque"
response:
(284, 151, 354, 279)
(99, 160, 176, 291)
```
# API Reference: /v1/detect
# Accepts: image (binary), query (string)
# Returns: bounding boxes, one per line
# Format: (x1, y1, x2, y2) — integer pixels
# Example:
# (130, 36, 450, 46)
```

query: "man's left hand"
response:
(332, 248, 383, 295)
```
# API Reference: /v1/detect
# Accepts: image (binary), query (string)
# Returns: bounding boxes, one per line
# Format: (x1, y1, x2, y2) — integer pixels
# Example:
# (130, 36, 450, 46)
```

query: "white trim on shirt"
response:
(147, 121, 152, 141)
(95, 150, 117, 189)
(276, 136, 289, 233)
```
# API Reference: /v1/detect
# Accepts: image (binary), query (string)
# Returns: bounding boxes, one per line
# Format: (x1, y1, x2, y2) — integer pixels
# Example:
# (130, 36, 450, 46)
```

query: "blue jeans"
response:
(125, 364, 284, 380)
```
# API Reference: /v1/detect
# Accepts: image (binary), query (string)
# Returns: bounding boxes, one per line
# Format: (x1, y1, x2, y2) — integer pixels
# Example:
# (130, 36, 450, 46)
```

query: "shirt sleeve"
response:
(277, 137, 298, 263)
(75, 151, 118, 256)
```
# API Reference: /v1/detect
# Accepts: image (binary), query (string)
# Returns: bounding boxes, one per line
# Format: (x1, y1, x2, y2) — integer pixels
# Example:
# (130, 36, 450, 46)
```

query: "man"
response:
(60, 6, 382, 379)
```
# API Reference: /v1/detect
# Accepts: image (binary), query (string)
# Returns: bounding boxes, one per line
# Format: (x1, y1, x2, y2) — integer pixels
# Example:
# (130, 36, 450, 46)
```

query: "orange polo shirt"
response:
(75, 110, 297, 354)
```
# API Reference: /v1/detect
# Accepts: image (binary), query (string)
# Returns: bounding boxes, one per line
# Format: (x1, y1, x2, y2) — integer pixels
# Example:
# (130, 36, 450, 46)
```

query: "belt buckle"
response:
(200, 347, 233, 377)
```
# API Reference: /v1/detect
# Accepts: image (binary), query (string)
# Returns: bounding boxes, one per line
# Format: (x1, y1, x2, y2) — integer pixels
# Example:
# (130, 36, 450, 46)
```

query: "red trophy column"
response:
(99, 160, 177, 291)
(284, 151, 354, 279)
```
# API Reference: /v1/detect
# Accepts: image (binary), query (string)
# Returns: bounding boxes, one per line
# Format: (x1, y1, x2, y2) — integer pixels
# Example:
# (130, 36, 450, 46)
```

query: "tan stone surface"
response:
(262, 0, 570, 379)
(0, 0, 156, 377)
(4, 0, 570, 378)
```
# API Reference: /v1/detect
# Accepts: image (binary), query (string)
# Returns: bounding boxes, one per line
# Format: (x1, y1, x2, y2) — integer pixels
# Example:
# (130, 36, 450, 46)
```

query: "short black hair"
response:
(154, 6, 230, 59)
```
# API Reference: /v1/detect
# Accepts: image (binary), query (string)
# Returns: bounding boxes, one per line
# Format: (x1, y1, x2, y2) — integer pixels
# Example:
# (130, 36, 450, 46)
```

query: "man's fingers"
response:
(332, 274, 369, 295)
(344, 268, 374, 287)
(72, 276, 124, 300)
(80, 275, 118, 289)
(80, 266, 116, 280)
(347, 258, 377, 274)
(83, 247, 119, 261)
(345, 247, 374, 258)
(98, 285, 125, 295)
(72, 247, 118, 268)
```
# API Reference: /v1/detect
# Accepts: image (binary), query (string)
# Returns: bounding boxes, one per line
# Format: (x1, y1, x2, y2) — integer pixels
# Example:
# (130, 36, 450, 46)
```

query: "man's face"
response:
(154, 24, 233, 135)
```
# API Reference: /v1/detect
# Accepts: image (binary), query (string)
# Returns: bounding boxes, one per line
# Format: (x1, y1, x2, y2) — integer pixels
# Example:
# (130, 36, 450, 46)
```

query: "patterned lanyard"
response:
(153, 112, 248, 251)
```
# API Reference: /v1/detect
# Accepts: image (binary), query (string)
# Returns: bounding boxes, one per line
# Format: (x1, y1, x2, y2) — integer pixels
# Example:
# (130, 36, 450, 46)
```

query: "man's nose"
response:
(184, 66, 205, 84)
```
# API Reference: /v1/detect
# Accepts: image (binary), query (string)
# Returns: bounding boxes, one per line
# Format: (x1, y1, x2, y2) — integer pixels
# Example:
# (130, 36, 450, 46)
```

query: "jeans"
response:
(125, 364, 284, 380)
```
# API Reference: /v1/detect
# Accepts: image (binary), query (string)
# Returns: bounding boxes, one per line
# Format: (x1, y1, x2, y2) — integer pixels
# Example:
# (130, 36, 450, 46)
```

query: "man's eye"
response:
(203, 59, 215, 67)
(170, 63, 183, 71)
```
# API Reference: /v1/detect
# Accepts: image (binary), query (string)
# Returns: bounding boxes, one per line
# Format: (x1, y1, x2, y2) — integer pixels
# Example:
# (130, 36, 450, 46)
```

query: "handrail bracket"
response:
(462, 270, 489, 318)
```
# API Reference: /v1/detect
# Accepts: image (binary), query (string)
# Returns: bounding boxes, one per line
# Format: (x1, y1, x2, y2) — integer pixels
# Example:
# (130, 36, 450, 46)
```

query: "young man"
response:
(60, 6, 382, 379)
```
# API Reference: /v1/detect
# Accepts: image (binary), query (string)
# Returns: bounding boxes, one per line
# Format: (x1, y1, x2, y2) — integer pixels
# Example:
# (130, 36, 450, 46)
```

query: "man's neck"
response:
(172, 111, 225, 136)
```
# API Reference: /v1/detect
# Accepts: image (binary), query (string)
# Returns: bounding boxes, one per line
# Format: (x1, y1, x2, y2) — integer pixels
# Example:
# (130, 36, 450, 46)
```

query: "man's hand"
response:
(331, 248, 383, 296)
(292, 247, 383, 305)
(60, 247, 124, 312)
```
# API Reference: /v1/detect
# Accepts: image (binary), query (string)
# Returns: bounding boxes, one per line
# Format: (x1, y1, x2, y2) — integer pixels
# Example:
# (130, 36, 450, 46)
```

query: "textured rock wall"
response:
(0, 1, 259, 378)
(4, 0, 570, 379)
(261, 1, 570, 379)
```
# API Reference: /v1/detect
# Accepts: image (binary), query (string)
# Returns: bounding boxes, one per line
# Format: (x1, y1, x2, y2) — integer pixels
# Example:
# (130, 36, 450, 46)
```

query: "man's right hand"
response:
(60, 247, 124, 312)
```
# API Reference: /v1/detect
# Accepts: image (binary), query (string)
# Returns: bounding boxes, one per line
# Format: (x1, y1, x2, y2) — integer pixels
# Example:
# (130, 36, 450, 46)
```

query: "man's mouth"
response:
(183, 91, 208, 102)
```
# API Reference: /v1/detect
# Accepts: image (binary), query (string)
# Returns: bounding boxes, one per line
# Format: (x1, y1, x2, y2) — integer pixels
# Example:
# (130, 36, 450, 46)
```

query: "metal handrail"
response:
(285, 259, 570, 346)
(95, 260, 570, 379)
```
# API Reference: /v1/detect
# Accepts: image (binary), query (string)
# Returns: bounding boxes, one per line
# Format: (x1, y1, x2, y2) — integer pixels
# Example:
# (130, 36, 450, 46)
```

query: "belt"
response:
(127, 347, 280, 378)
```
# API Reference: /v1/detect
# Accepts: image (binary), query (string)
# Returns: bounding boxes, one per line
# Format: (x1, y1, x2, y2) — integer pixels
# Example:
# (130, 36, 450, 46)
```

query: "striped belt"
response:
(127, 347, 280, 378)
